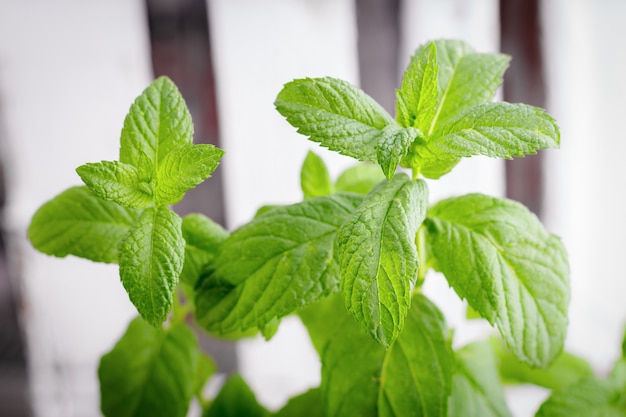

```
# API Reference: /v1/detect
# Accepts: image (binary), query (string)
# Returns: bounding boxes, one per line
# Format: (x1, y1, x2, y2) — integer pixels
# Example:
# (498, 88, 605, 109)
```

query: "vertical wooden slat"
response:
(355, 0, 401, 114)
(501, 0, 546, 218)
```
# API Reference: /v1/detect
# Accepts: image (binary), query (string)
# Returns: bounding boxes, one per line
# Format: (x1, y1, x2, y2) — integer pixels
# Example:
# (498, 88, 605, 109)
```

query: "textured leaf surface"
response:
(449, 341, 512, 417)
(378, 294, 453, 417)
(120, 76, 193, 168)
(375, 126, 421, 179)
(203, 375, 269, 417)
(425, 194, 570, 366)
(76, 160, 153, 208)
(155, 144, 223, 204)
(336, 174, 428, 347)
(195, 193, 363, 334)
(431, 103, 560, 159)
(320, 294, 453, 417)
(28, 186, 140, 263)
(180, 213, 228, 288)
(396, 42, 439, 132)
(425, 40, 510, 132)
(99, 318, 198, 417)
(119, 206, 184, 326)
(301, 150, 332, 199)
(397, 40, 511, 178)
(275, 77, 394, 162)
(334, 163, 386, 195)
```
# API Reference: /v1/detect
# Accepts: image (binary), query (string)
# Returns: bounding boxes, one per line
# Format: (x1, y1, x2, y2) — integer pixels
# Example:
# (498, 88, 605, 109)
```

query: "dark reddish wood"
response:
(500, 0, 546, 218)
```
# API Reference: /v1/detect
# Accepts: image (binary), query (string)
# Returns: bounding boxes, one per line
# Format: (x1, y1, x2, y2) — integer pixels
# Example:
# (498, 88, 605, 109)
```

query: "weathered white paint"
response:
(543, 0, 626, 375)
(206, 0, 360, 409)
(0, 2, 152, 416)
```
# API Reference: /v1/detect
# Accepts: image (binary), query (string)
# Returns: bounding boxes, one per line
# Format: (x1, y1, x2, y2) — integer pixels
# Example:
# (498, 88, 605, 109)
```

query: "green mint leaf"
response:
(430, 103, 560, 159)
(194, 193, 364, 334)
(398, 40, 511, 178)
(99, 317, 199, 417)
(28, 186, 140, 263)
(260, 316, 280, 341)
(120, 76, 193, 169)
(400, 137, 460, 180)
(180, 213, 229, 288)
(301, 150, 333, 199)
(203, 374, 270, 417)
(375, 126, 421, 179)
(298, 293, 346, 357)
(192, 353, 216, 400)
(425, 40, 510, 133)
(275, 77, 395, 162)
(119, 206, 184, 326)
(336, 174, 428, 347)
(154, 144, 224, 205)
(535, 377, 626, 417)
(320, 294, 453, 417)
(378, 294, 453, 417)
(491, 336, 593, 390)
(396, 42, 439, 132)
(424, 194, 570, 366)
(449, 341, 512, 417)
(274, 388, 323, 417)
(76, 160, 153, 208)
(334, 163, 386, 195)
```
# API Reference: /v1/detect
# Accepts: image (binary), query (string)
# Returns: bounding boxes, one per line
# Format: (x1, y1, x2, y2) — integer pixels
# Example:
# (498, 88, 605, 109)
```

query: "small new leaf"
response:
(430, 103, 560, 159)
(155, 144, 224, 205)
(396, 42, 439, 132)
(336, 174, 428, 347)
(195, 193, 364, 334)
(426, 40, 510, 131)
(424, 194, 570, 366)
(119, 206, 184, 326)
(76, 160, 153, 208)
(275, 77, 395, 162)
(120, 76, 193, 169)
(301, 150, 333, 199)
(375, 126, 421, 179)
(99, 318, 199, 417)
(28, 186, 140, 263)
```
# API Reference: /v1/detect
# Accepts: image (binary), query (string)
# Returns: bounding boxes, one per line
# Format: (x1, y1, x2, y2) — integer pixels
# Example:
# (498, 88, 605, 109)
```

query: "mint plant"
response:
(26, 39, 594, 416)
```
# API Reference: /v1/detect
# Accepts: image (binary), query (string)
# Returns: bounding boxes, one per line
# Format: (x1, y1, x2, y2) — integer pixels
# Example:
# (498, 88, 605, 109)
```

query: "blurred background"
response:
(0, 0, 625, 416)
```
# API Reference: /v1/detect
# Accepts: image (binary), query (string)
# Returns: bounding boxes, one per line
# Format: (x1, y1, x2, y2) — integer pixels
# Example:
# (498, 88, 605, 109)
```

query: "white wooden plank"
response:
(0, 2, 153, 415)
(543, 0, 626, 374)
(206, 0, 359, 410)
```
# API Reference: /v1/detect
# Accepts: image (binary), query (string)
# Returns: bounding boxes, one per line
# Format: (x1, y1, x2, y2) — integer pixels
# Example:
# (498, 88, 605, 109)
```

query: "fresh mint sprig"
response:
(29, 76, 224, 326)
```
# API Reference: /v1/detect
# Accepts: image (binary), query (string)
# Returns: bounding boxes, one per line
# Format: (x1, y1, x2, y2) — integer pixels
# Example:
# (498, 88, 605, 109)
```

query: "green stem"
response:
(414, 225, 428, 291)
(171, 290, 190, 324)
(412, 166, 420, 180)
